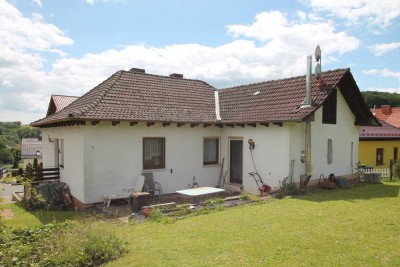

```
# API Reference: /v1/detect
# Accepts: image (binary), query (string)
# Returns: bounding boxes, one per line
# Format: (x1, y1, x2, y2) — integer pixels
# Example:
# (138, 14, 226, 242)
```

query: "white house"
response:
(21, 138, 42, 166)
(31, 67, 378, 208)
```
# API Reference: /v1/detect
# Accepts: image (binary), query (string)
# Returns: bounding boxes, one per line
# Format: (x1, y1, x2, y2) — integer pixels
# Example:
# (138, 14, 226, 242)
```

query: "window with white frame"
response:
(203, 138, 219, 165)
(143, 138, 165, 169)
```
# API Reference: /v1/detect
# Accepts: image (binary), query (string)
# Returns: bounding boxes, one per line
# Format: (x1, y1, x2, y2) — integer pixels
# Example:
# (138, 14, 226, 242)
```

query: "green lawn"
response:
(2, 183, 399, 266)
(108, 183, 400, 266)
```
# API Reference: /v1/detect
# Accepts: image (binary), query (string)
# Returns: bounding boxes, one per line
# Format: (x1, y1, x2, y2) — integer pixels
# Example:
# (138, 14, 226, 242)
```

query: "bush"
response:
(274, 177, 305, 199)
(0, 221, 126, 266)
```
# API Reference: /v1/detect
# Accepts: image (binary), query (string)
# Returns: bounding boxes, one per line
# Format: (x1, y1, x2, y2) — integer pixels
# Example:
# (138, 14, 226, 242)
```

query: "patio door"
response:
(229, 139, 243, 184)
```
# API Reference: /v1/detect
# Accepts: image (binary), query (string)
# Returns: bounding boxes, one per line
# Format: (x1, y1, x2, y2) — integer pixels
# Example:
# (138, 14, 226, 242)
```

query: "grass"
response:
(2, 183, 399, 266)
(1, 201, 86, 228)
(107, 183, 400, 266)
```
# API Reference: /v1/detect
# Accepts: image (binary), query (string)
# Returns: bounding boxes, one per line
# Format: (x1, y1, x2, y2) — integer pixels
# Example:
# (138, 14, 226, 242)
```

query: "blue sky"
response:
(0, 0, 399, 123)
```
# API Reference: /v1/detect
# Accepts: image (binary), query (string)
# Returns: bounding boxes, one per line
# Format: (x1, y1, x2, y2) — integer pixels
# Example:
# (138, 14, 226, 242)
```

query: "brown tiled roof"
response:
(219, 68, 378, 125)
(21, 138, 42, 159)
(46, 95, 79, 116)
(31, 68, 379, 127)
(32, 70, 217, 126)
(360, 119, 400, 139)
(372, 106, 400, 128)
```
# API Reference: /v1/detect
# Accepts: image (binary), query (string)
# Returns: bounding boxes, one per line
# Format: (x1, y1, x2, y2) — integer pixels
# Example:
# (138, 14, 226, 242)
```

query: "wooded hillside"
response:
(361, 91, 400, 108)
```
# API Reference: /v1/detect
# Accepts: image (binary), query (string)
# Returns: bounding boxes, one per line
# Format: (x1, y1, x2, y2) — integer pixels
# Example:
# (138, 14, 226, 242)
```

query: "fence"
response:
(362, 168, 390, 178)
(25, 165, 60, 184)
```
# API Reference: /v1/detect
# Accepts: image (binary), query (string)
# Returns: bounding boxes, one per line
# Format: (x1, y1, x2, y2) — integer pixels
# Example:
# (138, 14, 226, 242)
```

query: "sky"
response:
(0, 0, 399, 124)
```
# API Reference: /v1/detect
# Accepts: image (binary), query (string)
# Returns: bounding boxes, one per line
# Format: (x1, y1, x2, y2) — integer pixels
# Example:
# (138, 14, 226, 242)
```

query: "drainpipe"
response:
(301, 56, 313, 187)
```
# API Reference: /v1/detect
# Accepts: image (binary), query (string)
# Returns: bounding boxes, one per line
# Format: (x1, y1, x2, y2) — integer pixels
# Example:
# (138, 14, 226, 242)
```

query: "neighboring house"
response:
(372, 105, 400, 128)
(21, 138, 42, 167)
(31, 68, 378, 208)
(46, 95, 79, 116)
(359, 119, 400, 168)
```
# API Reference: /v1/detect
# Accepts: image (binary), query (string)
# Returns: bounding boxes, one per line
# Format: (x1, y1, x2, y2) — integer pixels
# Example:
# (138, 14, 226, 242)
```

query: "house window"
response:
(143, 138, 165, 169)
(394, 147, 398, 162)
(376, 148, 384, 166)
(203, 138, 219, 165)
(327, 139, 333, 164)
(322, 90, 337, 124)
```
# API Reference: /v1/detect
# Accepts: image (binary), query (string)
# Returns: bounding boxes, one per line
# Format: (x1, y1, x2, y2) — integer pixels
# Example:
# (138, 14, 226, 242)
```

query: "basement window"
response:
(203, 138, 219, 165)
(376, 148, 384, 166)
(322, 90, 337, 124)
(143, 138, 165, 170)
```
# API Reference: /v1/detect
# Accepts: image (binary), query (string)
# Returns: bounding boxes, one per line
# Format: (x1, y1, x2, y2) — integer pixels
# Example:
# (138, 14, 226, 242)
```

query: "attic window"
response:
(253, 91, 260, 96)
(322, 90, 337, 124)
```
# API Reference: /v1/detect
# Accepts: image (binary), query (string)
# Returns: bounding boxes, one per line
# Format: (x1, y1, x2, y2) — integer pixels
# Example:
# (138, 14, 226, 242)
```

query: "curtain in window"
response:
(144, 138, 164, 169)
(204, 139, 218, 164)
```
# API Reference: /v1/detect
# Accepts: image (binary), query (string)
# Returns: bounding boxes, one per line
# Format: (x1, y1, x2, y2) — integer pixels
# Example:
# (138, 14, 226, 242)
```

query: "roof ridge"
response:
(219, 68, 349, 91)
(51, 94, 79, 98)
(121, 70, 216, 89)
(68, 71, 124, 118)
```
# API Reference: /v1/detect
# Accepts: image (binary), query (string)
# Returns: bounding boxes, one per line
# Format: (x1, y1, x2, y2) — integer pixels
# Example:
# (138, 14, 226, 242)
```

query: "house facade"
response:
(359, 119, 400, 168)
(32, 68, 377, 207)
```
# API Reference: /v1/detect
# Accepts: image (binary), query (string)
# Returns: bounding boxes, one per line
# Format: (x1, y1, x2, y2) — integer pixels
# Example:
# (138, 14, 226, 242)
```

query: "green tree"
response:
(0, 138, 13, 164)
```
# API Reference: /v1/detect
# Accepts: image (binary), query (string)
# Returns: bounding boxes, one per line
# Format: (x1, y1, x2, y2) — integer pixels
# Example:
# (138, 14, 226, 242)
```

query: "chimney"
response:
(169, 73, 183, 79)
(130, 68, 145, 73)
(382, 105, 392, 115)
(306, 55, 312, 105)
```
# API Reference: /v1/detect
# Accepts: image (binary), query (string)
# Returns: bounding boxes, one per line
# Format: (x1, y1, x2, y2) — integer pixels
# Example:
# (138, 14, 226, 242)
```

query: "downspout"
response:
(301, 56, 313, 187)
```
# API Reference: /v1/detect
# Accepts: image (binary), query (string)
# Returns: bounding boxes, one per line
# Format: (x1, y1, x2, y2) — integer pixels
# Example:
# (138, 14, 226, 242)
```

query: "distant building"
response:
(21, 138, 42, 167)
(359, 119, 400, 168)
(372, 105, 400, 128)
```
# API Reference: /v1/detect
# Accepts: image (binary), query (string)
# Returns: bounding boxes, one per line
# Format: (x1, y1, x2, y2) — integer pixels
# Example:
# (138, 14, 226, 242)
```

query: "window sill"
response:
(203, 163, 221, 167)
(142, 168, 167, 172)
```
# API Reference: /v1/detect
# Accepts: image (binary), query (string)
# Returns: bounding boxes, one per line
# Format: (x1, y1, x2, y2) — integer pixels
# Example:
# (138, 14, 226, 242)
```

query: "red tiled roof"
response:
(359, 119, 400, 139)
(372, 106, 400, 128)
(46, 95, 79, 116)
(31, 68, 378, 127)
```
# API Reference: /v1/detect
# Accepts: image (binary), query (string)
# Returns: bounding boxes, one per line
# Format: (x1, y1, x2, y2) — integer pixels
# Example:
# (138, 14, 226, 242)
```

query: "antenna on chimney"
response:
(315, 45, 322, 80)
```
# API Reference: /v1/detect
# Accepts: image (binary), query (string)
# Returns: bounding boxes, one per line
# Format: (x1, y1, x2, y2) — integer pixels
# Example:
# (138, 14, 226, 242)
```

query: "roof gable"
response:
(46, 95, 79, 116)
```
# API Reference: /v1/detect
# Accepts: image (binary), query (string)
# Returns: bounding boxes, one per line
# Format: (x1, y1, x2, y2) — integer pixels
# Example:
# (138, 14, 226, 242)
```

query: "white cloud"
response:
(305, 0, 400, 28)
(1, 79, 13, 87)
(370, 42, 400, 56)
(0, 7, 360, 123)
(32, 0, 42, 8)
(364, 68, 400, 88)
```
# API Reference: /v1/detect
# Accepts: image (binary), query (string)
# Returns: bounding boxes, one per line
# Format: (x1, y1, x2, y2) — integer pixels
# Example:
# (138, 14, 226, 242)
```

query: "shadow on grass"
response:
(4, 200, 90, 227)
(297, 182, 400, 203)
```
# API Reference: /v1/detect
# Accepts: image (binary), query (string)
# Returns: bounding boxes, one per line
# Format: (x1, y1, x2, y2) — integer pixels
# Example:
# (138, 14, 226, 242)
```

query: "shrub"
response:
(274, 177, 305, 199)
(0, 221, 126, 266)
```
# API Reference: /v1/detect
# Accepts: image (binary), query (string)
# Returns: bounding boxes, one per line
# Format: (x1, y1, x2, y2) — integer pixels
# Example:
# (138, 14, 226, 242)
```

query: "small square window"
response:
(143, 138, 165, 170)
(203, 138, 219, 165)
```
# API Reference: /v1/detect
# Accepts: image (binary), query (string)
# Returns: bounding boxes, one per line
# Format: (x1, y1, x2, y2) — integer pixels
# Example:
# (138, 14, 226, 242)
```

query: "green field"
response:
(2, 183, 400, 266)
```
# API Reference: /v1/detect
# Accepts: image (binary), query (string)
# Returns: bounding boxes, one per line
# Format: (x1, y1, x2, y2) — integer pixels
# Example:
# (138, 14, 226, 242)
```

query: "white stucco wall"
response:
(41, 127, 85, 202)
(82, 122, 223, 203)
(310, 88, 359, 179)
(220, 125, 291, 194)
(289, 88, 359, 184)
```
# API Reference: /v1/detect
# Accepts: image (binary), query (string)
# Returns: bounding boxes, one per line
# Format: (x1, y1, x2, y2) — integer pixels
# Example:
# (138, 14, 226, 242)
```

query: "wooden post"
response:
(390, 159, 393, 181)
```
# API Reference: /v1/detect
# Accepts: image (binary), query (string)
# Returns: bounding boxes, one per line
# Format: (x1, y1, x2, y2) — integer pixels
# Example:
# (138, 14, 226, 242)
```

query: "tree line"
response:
(361, 91, 400, 108)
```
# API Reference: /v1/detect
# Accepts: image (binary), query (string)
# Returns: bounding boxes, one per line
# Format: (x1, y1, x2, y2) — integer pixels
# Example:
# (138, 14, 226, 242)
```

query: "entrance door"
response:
(229, 139, 243, 184)
(54, 139, 59, 167)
